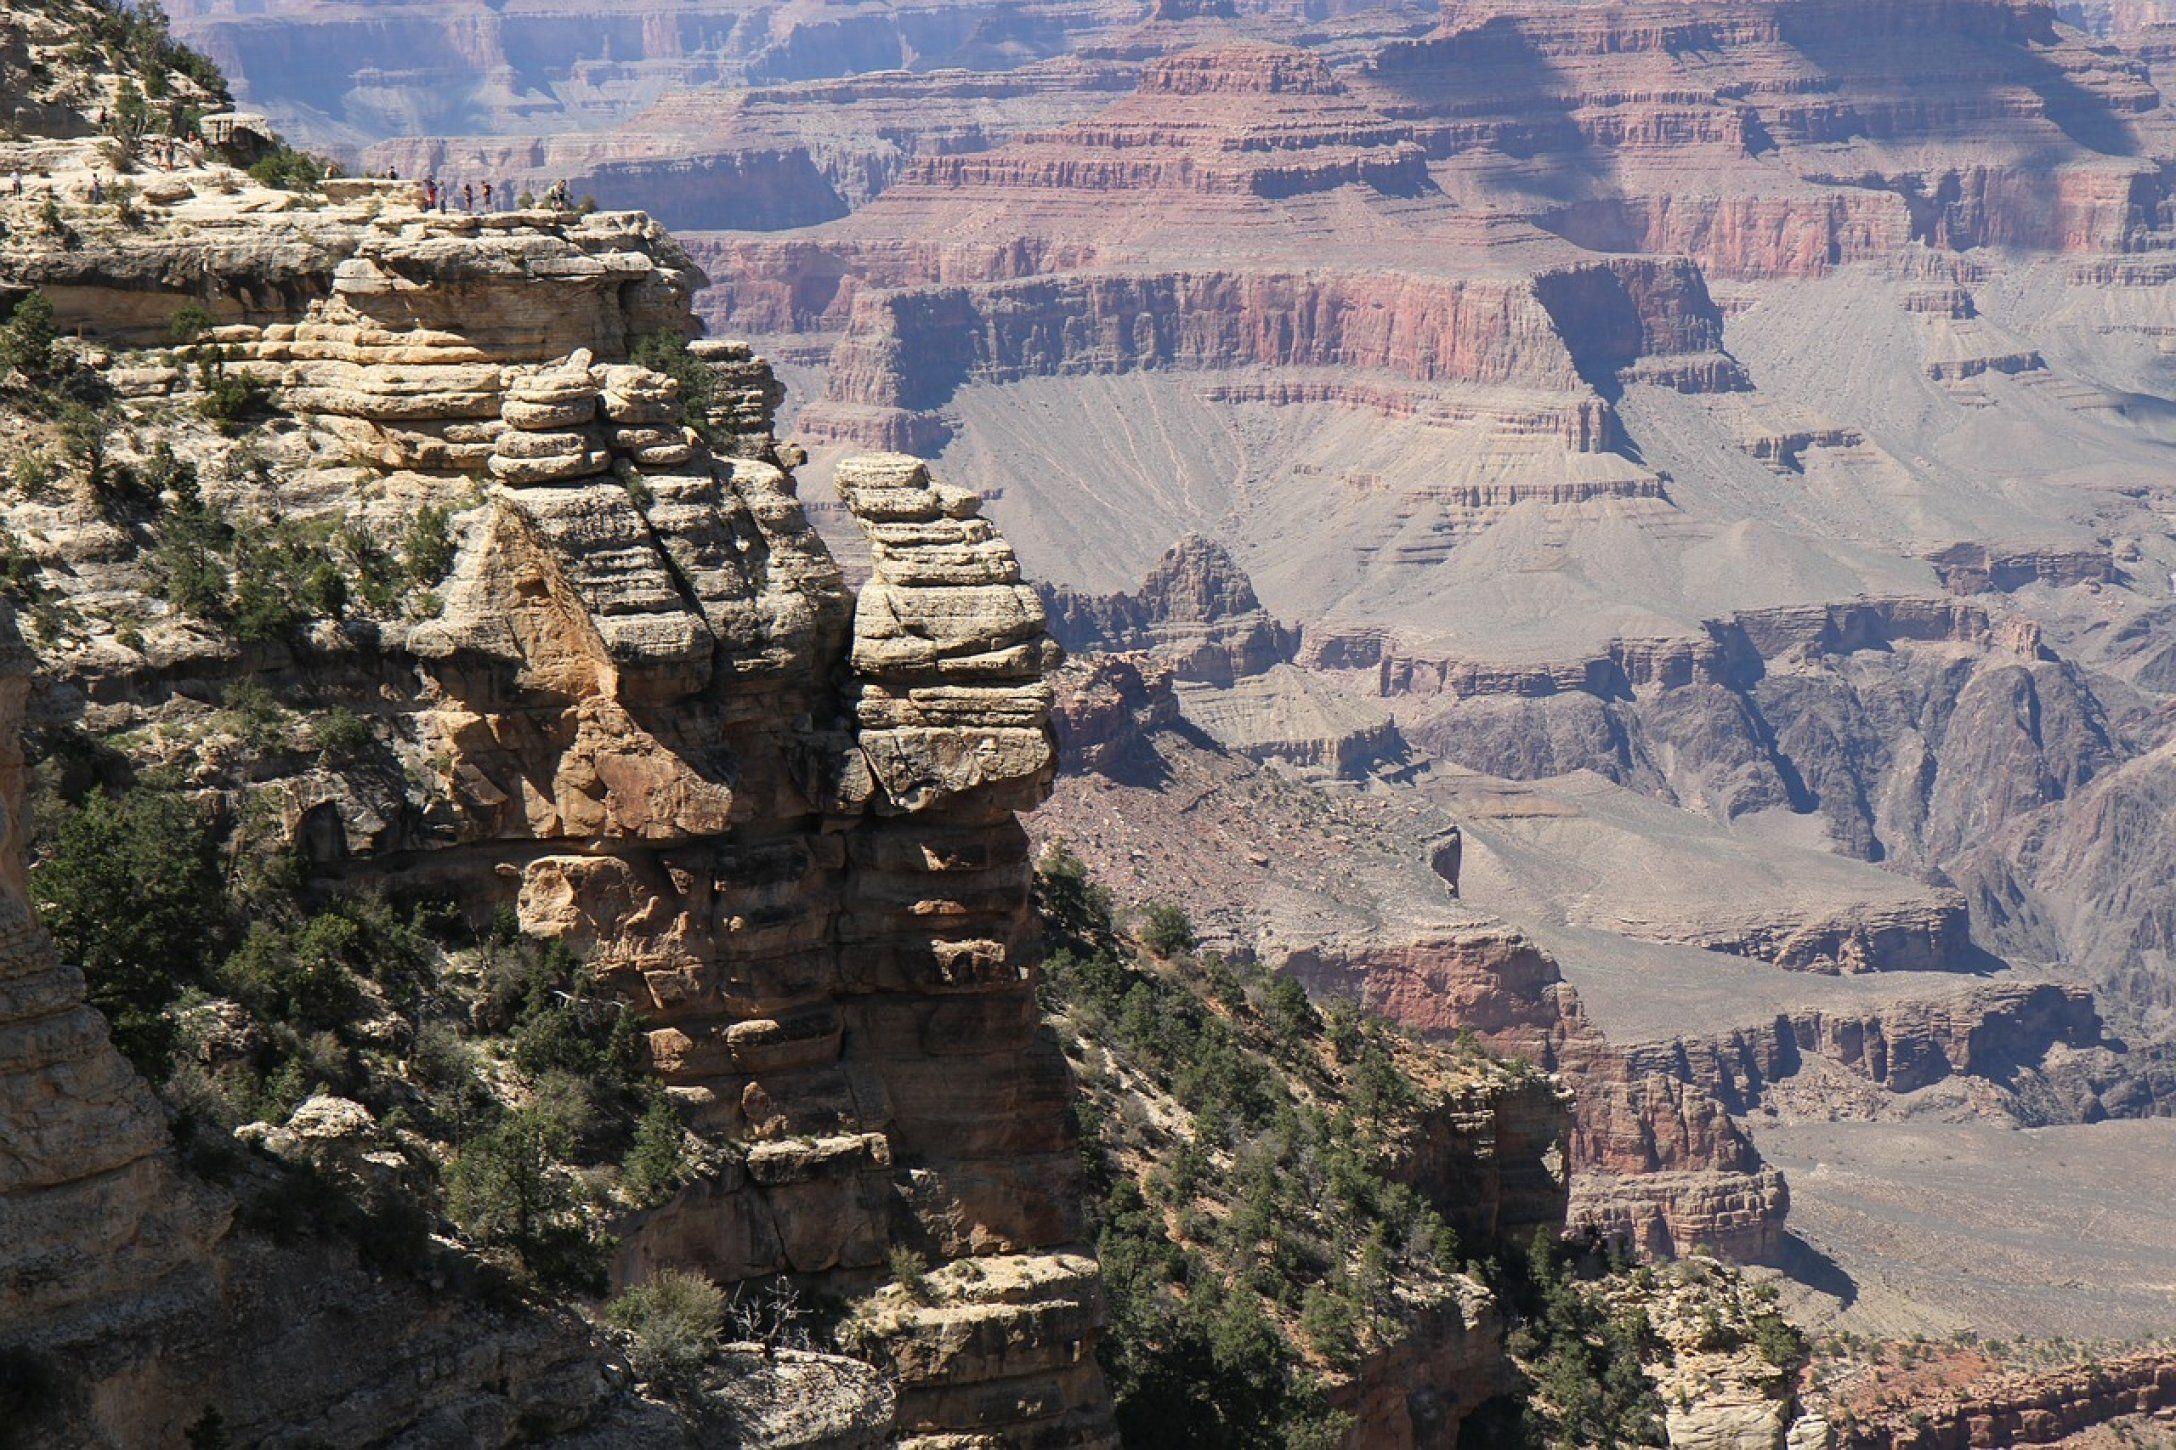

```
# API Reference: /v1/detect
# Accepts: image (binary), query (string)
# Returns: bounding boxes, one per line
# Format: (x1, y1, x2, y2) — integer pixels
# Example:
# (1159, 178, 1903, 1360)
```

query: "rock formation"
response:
(1043, 533, 1296, 686)
(0, 84, 1116, 1437)
(23, 0, 2176, 1433)
(1832, 1351, 2176, 1448)
(1041, 657, 1793, 1263)
(1618, 982, 2109, 1113)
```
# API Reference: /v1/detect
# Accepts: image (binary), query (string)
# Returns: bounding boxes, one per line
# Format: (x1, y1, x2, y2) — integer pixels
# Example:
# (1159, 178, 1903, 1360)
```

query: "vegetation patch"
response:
(1035, 846, 1514, 1449)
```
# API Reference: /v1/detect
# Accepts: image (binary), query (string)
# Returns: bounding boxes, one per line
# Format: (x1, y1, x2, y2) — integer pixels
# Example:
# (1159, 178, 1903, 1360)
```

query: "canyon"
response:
(11, 0, 2175, 1441)
(0, 6, 1668, 1446)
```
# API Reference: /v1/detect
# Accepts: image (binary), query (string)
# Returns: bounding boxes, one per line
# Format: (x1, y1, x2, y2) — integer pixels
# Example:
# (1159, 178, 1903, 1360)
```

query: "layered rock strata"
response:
(1042, 533, 1296, 686)
(1619, 983, 2106, 1113)
(1833, 1352, 2176, 1448)
(1042, 657, 1790, 1262)
(413, 423, 1112, 1446)
(0, 140, 1116, 1443)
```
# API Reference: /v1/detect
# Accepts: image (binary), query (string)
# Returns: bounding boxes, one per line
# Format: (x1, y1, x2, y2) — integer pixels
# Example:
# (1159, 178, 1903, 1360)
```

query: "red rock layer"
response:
(772, 257, 1731, 449)
(1270, 916, 1790, 1259)
(1619, 983, 2103, 1109)
(1837, 1353, 2176, 1448)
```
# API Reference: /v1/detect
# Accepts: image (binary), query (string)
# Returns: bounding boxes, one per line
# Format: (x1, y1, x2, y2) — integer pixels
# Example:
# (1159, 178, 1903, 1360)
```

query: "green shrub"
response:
(1035, 843, 1117, 947)
(498, 937, 642, 1101)
(56, 403, 117, 494)
(312, 707, 374, 759)
(0, 292, 59, 385)
(0, 528, 49, 604)
(169, 303, 213, 347)
(7, 453, 53, 497)
(1042, 852, 1466, 1450)
(1750, 1311, 1807, 1370)
(84, 0, 230, 99)
(154, 474, 233, 620)
(247, 145, 327, 193)
(217, 919, 361, 1032)
(445, 1107, 575, 1262)
(629, 332, 716, 434)
(622, 1096, 688, 1207)
(1141, 902, 1196, 958)
(191, 347, 271, 435)
(401, 504, 456, 588)
(888, 1245, 932, 1303)
(32, 783, 227, 1074)
(1260, 976, 1319, 1052)
(230, 516, 345, 641)
(219, 678, 290, 752)
(604, 1270, 725, 1389)
(1298, 1286, 1362, 1368)
(1501, 1230, 1668, 1448)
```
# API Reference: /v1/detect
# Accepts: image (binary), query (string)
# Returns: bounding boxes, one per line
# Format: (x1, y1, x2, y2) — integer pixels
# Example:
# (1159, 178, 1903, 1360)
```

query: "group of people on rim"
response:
(382, 168, 581, 214)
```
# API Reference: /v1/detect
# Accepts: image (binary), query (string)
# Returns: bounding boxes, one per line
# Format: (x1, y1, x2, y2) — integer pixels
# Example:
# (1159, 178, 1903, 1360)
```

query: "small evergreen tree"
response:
(629, 332, 716, 432)
(0, 292, 59, 385)
(1141, 902, 1196, 957)
(445, 1107, 573, 1264)
(621, 1096, 688, 1207)
(33, 784, 226, 1073)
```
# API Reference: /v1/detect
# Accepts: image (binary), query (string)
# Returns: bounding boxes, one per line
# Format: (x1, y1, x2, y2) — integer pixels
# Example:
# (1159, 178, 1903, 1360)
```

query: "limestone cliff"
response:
(0, 101, 1116, 1444)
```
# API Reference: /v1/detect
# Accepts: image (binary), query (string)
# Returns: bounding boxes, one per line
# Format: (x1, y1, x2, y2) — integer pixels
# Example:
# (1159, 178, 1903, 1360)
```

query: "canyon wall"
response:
(1836, 1352, 2176, 1448)
(1619, 982, 2106, 1112)
(0, 133, 1117, 1444)
(1042, 658, 1793, 1263)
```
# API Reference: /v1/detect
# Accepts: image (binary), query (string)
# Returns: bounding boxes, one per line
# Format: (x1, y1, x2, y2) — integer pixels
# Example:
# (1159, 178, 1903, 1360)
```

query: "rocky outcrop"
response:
(1048, 652, 1184, 773)
(1043, 533, 1296, 685)
(1620, 983, 2106, 1114)
(0, 99, 1117, 1438)
(1330, 1290, 1516, 1450)
(1390, 1067, 1578, 1247)
(416, 429, 1110, 1445)
(1832, 1352, 2176, 1448)
(8, 188, 698, 357)
(1926, 542, 2118, 594)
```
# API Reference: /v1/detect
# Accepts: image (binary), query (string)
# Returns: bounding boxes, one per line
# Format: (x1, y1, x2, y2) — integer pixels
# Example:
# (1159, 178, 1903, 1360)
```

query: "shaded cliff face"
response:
(0, 127, 1116, 1446)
